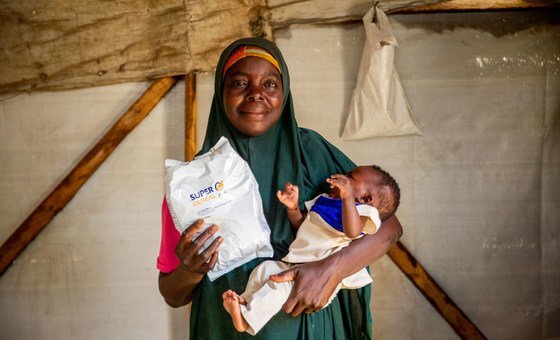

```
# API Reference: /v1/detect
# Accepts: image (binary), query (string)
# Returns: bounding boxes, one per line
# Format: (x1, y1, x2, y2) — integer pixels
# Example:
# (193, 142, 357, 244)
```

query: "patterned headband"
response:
(222, 45, 281, 77)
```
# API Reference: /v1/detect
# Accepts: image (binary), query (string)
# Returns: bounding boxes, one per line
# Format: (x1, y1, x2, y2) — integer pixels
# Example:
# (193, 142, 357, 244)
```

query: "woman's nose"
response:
(247, 87, 264, 101)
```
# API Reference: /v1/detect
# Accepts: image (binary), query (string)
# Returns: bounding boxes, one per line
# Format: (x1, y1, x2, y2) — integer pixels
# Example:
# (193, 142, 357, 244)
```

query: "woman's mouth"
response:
(238, 109, 269, 120)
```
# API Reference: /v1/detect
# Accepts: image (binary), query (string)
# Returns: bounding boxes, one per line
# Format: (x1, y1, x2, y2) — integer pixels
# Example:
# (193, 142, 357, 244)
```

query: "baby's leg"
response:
(240, 261, 294, 335)
(222, 290, 249, 332)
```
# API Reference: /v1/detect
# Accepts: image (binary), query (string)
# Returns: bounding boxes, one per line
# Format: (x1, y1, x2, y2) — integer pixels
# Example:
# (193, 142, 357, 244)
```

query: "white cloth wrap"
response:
(239, 194, 382, 335)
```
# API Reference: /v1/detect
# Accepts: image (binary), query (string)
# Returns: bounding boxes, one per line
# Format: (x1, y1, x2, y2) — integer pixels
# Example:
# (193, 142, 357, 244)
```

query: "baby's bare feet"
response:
(222, 290, 249, 332)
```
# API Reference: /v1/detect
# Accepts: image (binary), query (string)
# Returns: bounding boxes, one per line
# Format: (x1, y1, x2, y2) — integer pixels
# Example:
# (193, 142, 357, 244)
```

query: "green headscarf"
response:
(191, 37, 372, 340)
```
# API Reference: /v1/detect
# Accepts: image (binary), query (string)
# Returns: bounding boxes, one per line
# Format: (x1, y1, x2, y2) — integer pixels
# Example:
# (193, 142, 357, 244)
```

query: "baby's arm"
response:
(277, 183, 306, 230)
(326, 174, 363, 239)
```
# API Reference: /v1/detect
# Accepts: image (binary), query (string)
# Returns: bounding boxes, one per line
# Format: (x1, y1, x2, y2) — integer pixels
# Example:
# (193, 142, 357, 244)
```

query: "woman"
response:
(158, 37, 403, 339)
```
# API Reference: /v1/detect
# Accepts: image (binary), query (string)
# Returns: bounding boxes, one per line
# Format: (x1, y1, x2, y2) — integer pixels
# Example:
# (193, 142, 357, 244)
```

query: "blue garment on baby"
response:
(310, 196, 359, 233)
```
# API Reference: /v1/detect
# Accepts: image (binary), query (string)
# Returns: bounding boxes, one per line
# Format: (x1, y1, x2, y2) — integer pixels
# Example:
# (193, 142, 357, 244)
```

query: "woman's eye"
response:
(264, 81, 278, 88)
(231, 80, 247, 87)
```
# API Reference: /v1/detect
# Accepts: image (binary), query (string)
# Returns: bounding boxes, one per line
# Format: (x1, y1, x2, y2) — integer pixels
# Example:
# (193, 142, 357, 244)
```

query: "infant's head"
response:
(345, 165, 400, 221)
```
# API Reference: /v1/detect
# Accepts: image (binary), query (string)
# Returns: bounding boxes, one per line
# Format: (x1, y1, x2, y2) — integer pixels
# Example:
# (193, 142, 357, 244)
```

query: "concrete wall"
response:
(1, 9, 559, 340)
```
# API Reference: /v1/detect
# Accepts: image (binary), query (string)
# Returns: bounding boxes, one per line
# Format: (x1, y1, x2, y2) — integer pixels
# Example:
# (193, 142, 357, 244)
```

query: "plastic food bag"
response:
(342, 6, 422, 140)
(165, 137, 273, 281)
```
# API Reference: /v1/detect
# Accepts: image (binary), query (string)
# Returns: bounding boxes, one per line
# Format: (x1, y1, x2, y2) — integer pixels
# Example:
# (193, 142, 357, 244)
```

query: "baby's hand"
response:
(277, 183, 299, 211)
(326, 174, 354, 200)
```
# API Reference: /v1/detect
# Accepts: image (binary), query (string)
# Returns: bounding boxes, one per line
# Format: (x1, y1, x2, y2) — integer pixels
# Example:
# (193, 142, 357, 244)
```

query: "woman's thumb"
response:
(269, 269, 297, 282)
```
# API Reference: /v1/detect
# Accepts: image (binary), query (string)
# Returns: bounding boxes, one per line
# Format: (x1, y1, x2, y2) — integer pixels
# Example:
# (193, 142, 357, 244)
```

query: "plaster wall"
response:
(0, 82, 187, 339)
(1, 9, 559, 340)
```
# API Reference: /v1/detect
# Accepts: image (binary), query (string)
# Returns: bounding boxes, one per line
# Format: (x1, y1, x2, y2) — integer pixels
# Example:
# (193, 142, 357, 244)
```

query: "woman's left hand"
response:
(269, 255, 342, 317)
(270, 215, 403, 317)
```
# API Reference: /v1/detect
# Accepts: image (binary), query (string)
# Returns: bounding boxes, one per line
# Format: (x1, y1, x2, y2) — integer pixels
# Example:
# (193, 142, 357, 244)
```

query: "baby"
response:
(222, 165, 400, 335)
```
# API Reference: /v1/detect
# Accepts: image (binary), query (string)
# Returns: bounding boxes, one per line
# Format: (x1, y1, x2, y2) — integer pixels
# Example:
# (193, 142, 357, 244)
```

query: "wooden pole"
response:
(0, 76, 178, 276)
(389, 0, 557, 13)
(184, 73, 197, 161)
(388, 241, 487, 339)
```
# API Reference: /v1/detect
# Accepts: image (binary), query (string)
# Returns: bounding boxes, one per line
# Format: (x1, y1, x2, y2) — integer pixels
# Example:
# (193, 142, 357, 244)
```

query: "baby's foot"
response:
(222, 290, 249, 332)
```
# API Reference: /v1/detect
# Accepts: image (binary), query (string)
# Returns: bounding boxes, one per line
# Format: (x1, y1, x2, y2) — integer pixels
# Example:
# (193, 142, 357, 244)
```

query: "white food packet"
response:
(165, 137, 273, 281)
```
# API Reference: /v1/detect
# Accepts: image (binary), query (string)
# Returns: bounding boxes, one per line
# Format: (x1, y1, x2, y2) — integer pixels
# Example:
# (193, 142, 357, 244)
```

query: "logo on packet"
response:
(214, 180, 224, 192)
(190, 180, 225, 206)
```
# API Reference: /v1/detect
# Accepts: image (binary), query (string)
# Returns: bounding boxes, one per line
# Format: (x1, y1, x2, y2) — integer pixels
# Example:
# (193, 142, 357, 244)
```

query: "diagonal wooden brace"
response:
(388, 241, 487, 339)
(0, 77, 178, 276)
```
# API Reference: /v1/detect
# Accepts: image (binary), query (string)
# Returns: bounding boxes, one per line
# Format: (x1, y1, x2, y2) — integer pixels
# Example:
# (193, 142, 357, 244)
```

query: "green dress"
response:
(190, 37, 372, 339)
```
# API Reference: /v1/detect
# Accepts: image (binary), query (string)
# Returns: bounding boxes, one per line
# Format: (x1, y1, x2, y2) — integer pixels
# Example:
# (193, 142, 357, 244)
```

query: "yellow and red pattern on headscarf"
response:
(222, 45, 281, 78)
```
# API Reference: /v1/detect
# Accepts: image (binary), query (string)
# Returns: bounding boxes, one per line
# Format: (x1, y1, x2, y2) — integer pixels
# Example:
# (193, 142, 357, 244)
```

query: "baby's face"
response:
(328, 166, 380, 207)
(349, 166, 381, 206)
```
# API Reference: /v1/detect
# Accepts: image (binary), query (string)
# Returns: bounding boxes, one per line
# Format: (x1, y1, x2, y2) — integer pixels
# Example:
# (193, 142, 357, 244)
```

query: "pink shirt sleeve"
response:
(157, 198, 181, 273)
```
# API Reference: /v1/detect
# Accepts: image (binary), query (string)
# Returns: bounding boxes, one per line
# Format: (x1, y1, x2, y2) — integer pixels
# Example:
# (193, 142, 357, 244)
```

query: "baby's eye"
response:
(361, 195, 372, 204)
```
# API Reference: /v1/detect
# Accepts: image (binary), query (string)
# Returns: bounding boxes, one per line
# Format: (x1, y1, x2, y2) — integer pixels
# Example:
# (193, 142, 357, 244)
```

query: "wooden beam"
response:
(0, 76, 178, 276)
(268, 0, 559, 28)
(184, 73, 197, 161)
(388, 0, 557, 13)
(388, 241, 487, 339)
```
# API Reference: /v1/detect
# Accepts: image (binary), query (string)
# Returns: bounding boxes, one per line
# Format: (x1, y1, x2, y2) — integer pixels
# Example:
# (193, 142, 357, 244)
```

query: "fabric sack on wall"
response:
(342, 6, 422, 140)
(165, 137, 273, 281)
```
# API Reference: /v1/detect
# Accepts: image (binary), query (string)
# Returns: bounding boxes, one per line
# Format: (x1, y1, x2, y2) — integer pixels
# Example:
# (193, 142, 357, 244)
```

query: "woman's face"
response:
(222, 57, 283, 137)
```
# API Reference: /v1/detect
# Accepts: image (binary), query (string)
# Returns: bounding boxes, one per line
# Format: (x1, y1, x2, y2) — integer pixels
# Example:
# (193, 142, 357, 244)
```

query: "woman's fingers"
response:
(280, 260, 341, 317)
(284, 299, 318, 317)
(288, 302, 306, 317)
(198, 235, 223, 262)
(269, 268, 297, 282)
(188, 224, 219, 254)
(177, 219, 205, 249)
(206, 249, 219, 269)
(175, 220, 222, 274)
(304, 307, 318, 314)
(271, 267, 309, 316)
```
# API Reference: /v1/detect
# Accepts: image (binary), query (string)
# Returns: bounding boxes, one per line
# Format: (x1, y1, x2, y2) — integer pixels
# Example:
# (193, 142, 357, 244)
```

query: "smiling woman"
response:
(222, 56, 284, 137)
(157, 37, 403, 339)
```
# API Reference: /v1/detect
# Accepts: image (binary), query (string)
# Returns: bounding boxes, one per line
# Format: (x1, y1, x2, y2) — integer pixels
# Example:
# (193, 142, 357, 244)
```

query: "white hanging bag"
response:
(342, 6, 422, 140)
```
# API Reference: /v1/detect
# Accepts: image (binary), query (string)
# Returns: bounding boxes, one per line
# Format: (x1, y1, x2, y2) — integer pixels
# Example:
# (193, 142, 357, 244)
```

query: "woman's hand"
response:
(269, 255, 343, 317)
(268, 215, 403, 316)
(159, 218, 224, 308)
(176, 219, 223, 274)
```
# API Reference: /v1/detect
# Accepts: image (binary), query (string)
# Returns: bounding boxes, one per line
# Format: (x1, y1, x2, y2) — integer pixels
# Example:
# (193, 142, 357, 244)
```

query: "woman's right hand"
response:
(159, 218, 223, 307)
(176, 219, 223, 274)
